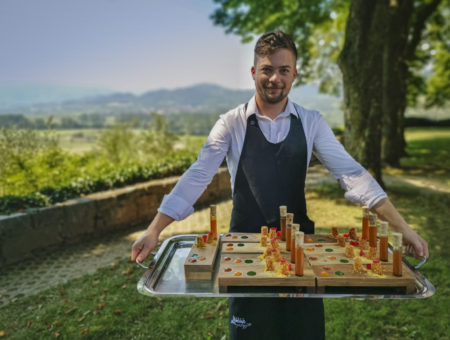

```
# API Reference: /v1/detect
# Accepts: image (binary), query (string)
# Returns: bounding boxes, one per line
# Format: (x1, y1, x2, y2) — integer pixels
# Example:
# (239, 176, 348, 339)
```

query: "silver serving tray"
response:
(137, 234, 435, 299)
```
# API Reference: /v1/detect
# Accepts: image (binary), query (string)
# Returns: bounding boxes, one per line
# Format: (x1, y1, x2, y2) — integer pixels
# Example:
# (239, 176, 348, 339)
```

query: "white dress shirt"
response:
(158, 95, 387, 221)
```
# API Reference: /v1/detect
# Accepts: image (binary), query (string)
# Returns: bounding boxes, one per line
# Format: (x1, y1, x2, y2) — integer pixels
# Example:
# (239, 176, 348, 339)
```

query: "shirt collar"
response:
(246, 95, 298, 121)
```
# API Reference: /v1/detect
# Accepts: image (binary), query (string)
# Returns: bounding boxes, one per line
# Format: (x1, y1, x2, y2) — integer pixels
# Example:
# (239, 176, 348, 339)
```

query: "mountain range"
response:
(0, 83, 344, 125)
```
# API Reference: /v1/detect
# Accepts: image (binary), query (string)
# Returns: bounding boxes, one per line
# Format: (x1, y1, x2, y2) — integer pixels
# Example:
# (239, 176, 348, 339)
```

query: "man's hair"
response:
(254, 30, 297, 65)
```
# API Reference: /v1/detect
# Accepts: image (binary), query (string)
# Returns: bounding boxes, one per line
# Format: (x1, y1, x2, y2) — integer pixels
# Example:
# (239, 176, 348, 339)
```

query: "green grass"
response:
(1, 127, 449, 339)
(1, 182, 448, 339)
(386, 127, 450, 181)
(0, 258, 228, 339)
(316, 183, 450, 340)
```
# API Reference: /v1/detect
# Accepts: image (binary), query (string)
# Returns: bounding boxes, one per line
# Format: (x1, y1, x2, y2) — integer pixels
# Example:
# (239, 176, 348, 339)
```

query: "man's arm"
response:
(131, 117, 231, 262)
(131, 212, 174, 262)
(372, 198, 429, 259)
(311, 113, 429, 259)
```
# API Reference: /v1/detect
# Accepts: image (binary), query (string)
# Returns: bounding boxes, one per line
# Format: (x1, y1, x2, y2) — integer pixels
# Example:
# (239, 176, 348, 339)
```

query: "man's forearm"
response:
(370, 198, 408, 232)
(147, 212, 175, 235)
(370, 197, 429, 258)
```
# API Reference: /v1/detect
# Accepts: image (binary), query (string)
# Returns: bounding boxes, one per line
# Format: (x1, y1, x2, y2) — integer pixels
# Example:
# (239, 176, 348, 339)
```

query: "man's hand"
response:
(131, 212, 174, 263)
(402, 227, 429, 259)
(131, 229, 160, 263)
(372, 198, 429, 259)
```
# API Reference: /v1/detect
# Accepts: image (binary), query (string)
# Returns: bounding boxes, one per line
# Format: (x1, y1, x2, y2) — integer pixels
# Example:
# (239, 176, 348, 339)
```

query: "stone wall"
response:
(0, 168, 231, 267)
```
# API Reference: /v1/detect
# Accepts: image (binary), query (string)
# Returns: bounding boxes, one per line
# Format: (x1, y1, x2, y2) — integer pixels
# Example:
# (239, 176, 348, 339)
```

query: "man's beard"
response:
(259, 84, 287, 104)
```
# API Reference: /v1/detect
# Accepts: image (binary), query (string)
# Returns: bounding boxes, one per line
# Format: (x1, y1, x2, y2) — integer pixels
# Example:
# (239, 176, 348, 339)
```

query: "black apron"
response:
(228, 109, 325, 340)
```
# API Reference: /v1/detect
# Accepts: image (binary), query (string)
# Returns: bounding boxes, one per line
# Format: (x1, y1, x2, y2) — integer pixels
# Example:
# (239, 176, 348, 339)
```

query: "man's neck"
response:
(254, 95, 288, 120)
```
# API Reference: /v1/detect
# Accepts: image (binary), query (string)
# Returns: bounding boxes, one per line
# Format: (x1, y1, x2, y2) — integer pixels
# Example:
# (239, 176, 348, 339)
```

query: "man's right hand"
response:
(131, 212, 175, 263)
(131, 229, 160, 263)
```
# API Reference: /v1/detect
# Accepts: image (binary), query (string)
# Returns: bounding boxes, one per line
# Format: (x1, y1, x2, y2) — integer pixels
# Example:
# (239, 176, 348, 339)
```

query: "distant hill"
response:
(0, 83, 345, 126)
(60, 83, 257, 114)
(0, 85, 113, 109)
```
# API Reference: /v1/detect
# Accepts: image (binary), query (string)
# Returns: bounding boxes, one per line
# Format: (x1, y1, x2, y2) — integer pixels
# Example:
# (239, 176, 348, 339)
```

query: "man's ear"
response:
(251, 66, 256, 80)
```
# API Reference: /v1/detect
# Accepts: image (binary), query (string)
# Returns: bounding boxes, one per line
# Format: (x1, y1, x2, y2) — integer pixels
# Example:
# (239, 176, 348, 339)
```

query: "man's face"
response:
(251, 48, 298, 105)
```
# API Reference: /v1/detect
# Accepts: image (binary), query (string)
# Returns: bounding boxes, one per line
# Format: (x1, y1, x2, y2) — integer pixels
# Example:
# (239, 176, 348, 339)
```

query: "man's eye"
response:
(262, 67, 272, 72)
(281, 68, 289, 74)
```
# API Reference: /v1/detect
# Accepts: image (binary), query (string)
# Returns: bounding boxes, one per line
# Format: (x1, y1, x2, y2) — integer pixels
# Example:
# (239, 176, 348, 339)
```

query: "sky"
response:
(0, 0, 256, 93)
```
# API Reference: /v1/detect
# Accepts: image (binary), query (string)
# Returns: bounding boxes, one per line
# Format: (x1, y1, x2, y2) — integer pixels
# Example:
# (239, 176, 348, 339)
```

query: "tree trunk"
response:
(338, 0, 418, 185)
(338, 0, 389, 186)
(381, 1, 412, 167)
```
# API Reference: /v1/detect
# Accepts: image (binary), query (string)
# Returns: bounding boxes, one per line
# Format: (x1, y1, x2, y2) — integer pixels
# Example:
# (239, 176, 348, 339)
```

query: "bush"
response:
(0, 118, 203, 215)
(0, 152, 197, 215)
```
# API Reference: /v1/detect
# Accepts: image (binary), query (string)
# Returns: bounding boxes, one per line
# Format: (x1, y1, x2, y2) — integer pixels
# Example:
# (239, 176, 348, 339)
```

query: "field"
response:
(44, 129, 207, 154)
(48, 129, 104, 154)
(0, 127, 449, 339)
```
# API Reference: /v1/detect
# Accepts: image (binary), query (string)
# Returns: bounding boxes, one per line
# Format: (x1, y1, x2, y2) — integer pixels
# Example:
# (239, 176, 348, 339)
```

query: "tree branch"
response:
(405, 0, 442, 60)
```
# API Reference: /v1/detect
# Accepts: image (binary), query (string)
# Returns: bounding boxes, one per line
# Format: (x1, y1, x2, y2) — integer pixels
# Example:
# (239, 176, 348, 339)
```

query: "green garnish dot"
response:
(318, 239, 326, 242)
(335, 271, 345, 276)
(245, 259, 253, 264)
(237, 243, 245, 247)
(191, 254, 199, 257)
(247, 271, 257, 276)
(241, 236, 248, 239)
(325, 248, 333, 252)
(340, 259, 349, 263)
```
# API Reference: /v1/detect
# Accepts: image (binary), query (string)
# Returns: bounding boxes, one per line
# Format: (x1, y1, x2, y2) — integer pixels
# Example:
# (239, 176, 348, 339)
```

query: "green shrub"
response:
(0, 119, 204, 215)
(0, 153, 197, 215)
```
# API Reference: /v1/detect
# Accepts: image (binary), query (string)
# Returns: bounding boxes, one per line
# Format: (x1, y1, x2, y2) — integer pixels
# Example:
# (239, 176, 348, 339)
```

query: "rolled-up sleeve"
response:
(311, 113, 387, 208)
(158, 118, 230, 220)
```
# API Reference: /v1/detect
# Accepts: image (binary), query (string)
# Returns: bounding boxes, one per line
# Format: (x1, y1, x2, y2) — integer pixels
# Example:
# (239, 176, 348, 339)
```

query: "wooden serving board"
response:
(184, 239, 220, 280)
(303, 244, 346, 255)
(307, 253, 355, 266)
(220, 253, 265, 265)
(218, 254, 315, 292)
(304, 234, 337, 244)
(312, 264, 416, 293)
(221, 233, 338, 244)
(306, 250, 393, 265)
(221, 232, 260, 243)
(221, 242, 289, 254)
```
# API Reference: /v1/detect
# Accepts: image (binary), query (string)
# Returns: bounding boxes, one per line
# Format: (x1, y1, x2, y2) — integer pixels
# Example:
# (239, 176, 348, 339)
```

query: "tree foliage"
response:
(211, 0, 349, 85)
(211, 0, 449, 183)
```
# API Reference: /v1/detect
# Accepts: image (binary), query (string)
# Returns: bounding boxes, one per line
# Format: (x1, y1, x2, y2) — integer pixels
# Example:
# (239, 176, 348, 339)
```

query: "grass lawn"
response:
(385, 127, 450, 184)
(1, 127, 449, 339)
(1, 181, 448, 339)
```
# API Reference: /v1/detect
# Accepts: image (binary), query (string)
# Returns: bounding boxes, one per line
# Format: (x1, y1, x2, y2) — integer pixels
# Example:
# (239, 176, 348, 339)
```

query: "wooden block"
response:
(221, 232, 260, 243)
(220, 253, 264, 265)
(307, 252, 393, 266)
(313, 264, 416, 293)
(304, 234, 338, 244)
(303, 244, 346, 256)
(221, 241, 289, 254)
(218, 253, 316, 290)
(184, 238, 220, 280)
(221, 233, 337, 244)
(307, 253, 353, 266)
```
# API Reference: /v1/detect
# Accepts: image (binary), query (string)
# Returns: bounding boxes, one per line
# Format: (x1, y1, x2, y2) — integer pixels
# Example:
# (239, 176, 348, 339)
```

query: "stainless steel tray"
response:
(137, 234, 435, 299)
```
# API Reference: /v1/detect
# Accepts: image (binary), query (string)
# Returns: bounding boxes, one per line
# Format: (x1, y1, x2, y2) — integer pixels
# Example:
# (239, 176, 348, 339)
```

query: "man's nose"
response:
(269, 71, 281, 82)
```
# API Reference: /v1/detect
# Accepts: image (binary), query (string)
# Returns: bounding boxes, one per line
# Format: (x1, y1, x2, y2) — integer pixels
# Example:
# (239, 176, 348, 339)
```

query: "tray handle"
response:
(136, 252, 157, 270)
(414, 256, 427, 270)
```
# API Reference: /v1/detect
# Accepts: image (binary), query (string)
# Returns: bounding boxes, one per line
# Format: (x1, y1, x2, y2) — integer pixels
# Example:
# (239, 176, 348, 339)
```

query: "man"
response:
(132, 31, 429, 339)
